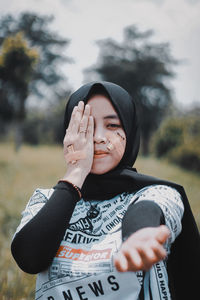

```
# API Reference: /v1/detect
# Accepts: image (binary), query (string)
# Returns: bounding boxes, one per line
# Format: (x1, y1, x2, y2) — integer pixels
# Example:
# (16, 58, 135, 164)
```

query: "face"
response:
(88, 95, 126, 175)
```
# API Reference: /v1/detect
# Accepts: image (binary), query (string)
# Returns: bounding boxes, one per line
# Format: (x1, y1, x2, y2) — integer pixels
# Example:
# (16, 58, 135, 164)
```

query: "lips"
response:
(94, 150, 109, 158)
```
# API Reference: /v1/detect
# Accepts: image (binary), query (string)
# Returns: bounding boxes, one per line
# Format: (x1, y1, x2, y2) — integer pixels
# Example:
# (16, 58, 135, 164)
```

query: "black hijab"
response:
(64, 81, 200, 300)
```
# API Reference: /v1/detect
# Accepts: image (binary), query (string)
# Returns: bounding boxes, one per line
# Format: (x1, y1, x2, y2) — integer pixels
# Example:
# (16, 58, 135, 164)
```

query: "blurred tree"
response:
(0, 12, 71, 149)
(84, 25, 176, 155)
(0, 32, 38, 149)
(152, 109, 200, 172)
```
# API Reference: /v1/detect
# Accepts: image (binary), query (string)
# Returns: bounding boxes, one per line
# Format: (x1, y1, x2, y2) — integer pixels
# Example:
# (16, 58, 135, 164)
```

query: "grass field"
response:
(0, 143, 199, 299)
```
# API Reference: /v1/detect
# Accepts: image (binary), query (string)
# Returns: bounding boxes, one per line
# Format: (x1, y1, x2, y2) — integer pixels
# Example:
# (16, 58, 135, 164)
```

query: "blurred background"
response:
(0, 0, 200, 298)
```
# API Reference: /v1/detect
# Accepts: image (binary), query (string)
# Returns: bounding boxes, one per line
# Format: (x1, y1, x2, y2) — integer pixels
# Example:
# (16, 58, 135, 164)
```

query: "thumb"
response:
(156, 225, 170, 244)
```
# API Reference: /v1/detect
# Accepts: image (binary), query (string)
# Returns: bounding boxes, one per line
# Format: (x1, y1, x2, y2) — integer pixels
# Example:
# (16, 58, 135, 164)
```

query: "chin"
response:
(91, 156, 119, 175)
(90, 169, 108, 175)
(91, 163, 116, 175)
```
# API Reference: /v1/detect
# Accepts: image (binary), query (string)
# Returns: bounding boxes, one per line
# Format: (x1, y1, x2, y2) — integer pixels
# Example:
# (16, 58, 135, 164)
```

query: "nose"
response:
(93, 126, 107, 144)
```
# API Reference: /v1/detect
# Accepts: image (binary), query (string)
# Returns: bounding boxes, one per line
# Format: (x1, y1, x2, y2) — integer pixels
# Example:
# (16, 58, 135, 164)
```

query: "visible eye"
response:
(107, 123, 121, 129)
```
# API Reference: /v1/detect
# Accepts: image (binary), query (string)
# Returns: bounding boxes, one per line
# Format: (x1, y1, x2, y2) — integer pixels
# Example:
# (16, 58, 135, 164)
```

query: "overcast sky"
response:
(0, 0, 200, 108)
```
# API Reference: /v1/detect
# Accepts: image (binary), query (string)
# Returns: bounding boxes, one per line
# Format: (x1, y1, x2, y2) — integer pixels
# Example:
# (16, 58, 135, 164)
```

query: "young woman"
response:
(11, 82, 199, 300)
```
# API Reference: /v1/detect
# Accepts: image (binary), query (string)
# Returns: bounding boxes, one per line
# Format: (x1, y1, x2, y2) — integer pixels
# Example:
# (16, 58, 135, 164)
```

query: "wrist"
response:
(61, 167, 87, 189)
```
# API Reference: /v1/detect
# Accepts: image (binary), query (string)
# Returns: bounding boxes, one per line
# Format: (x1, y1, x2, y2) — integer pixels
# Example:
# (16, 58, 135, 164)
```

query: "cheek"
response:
(106, 131, 126, 160)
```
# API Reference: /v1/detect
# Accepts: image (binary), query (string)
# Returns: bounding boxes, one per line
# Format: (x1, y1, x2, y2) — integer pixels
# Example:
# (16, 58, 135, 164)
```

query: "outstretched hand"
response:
(114, 225, 170, 272)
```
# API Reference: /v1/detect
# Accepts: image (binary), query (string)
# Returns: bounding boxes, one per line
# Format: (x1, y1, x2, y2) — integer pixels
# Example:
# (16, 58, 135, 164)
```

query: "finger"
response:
(66, 106, 78, 134)
(155, 225, 170, 244)
(151, 242, 167, 260)
(139, 241, 167, 269)
(137, 244, 160, 270)
(121, 247, 143, 272)
(79, 104, 91, 136)
(71, 101, 84, 134)
(114, 252, 128, 272)
(86, 115, 94, 139)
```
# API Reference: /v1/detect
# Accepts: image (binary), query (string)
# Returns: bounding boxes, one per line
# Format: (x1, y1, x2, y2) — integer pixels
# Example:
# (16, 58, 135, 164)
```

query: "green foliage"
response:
(153, 114, 200, 172)
(0, 32, 38, 69)
(0, 12, 70, 124)
(169, 144, 200, 172)
(0, 12, 70, 93)
(85, 25, 176, 154)
(153, 119, 184, 157)
(0, 32, 39, 121)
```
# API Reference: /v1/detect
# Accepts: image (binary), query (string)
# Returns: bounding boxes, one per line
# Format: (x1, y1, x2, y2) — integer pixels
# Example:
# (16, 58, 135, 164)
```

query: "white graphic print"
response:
(36, 271, 141, 300)
(49, 194, 132, 280)
(15, 185, 183, 299)
(14, 189, 53, 235)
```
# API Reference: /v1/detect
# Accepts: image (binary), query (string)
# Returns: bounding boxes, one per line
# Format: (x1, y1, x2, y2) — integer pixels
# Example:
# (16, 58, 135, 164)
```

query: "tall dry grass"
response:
(0, 143, 65, 300)
(0, 143, 199, 299)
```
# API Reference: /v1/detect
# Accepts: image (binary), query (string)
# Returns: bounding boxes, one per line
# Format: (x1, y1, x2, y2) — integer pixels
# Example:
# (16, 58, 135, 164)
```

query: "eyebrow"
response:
(103, 114, 119, 120)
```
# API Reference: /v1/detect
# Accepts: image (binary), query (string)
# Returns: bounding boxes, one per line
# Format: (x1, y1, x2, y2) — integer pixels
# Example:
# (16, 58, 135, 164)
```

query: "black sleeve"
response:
(122, 200, 165, 241)
(11, 182, 79, 274)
